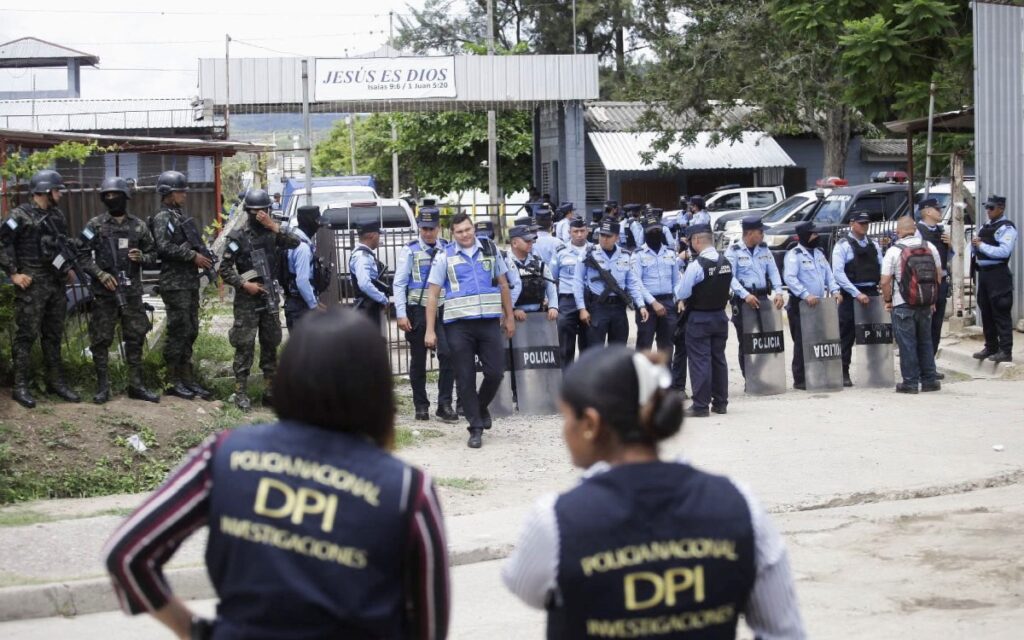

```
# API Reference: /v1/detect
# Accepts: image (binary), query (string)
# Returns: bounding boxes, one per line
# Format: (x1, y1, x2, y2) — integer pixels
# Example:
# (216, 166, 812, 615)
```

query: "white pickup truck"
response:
(704, 185, 786, 226)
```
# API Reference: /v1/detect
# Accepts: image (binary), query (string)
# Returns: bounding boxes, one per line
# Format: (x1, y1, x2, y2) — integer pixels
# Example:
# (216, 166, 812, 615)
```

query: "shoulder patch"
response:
(228, 240, 239, 253)
(4, 217, 17, 231)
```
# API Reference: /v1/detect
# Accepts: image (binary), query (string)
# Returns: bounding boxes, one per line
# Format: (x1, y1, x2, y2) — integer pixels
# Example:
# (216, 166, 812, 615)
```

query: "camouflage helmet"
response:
(99, 176, 132, 199)
(156, 170, 188, 195)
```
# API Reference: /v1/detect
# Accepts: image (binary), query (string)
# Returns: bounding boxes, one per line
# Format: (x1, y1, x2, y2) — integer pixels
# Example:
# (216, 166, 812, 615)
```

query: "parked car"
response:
(764, 183, 911, 270)
(704, 185, 786, 226)
(281, 176, 380, 224)
(716, 190, 827, 249)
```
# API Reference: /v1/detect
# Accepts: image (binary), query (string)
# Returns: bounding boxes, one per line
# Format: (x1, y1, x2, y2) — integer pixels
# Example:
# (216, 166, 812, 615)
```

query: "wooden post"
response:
(214, 153, 224, 300)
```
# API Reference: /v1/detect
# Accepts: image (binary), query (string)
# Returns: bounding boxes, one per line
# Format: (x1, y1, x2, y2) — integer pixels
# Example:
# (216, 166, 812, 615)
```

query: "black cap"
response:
(795, 221, 817, 236)
(569, 216, 587, 229)
(605, 200, 619, 208)
(358, 219, 381, 235)
(598, 220, 620, 236)
(984, 195, 1006, 208)
(535, 207, 553, 221)
(643, 210, 662, 229)
(557, 202, 574, 215)
(417, 208, 440, 228)
(686, 224, 712, 236)
(741, 216, 764, 231)
(475, 220, 494, 236)
(849, 211, 871, 223)
(421, 198, 436, 206)
(689, 196, 706, 209)
(918, 197, 941, 210)
(509, 225, 537, 242)
(623, 203, 643, 213)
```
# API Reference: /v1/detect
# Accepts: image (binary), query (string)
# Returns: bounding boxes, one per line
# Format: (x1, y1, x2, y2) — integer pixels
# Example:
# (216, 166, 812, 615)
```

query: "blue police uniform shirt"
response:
(690, 209, 711, 226)
(632, 243, 680, 304)
(551, 242, 590, 296)
(724, 241, 783, 299)
(554, 217, 571, 243)
(573, 244, 645, 310)
(427, 238, 509, 323)
(628, 221, 677, 251)
(831, 235, 882, 296)
(533, 231, 566, 266)
(393, 236, 448, 319)
(974, 218, 1018, 266)
(287, 228, 318, 310)
(508, 252, 558, 311)
(784, 244, 839, 299)
(676, 246, 722, 300)
(427, 238, 509, 286)
(349, 243, 388, 305)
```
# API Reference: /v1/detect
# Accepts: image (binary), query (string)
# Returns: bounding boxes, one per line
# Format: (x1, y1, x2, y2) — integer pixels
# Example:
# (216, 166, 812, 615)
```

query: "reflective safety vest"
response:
(406, 238, 446, 307)
(442, 240, 503, 323)
(206, 421, 419, 638)
(549, 463, 756, 640)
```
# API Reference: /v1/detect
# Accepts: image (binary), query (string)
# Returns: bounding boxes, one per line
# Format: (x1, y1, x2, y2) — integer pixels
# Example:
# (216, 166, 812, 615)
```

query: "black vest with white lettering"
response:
(843, 236, 881, 284)
(688, 256, 733, 311)
(549, 463, 756, 639)
(206, 421, 416, 638)
(515, 254, 547, 307)
(977, 218, 1015, 264)
(916, 222, 949, 271)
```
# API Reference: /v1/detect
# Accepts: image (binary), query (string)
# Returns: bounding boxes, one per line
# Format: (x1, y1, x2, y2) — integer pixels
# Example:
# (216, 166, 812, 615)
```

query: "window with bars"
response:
(585, 162, 607, 203)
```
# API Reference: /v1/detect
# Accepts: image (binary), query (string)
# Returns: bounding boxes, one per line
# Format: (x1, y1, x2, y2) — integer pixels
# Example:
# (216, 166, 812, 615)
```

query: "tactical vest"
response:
(406, 238, 446, 306)
(548, 463, 756, 640)
(153, 205, 197, 290)
(688, 255, 733, 311)
(514, 254, 547, 308)
(205, 422, 417, 638)
(85, 214, 144, 296)
(977, 218, 1015, 264)
(229, 227, 280, 283)
(843, 236, 881, 284)
(442, 240, 503, 323)
(916, 222, 949, 271)
(6, 204, 50, 270)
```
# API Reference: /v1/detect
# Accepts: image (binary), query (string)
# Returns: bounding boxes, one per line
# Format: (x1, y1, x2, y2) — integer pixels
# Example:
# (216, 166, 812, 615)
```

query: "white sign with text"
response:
(314, 57, 457, 101)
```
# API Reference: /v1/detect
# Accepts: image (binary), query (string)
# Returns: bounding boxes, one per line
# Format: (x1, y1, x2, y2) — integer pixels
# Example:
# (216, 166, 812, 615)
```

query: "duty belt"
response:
(744, 286, 770, 297)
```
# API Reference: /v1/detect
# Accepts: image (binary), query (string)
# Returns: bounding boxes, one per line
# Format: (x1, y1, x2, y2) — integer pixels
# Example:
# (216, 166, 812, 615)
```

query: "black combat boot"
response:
(435, 405, 459, 423)
(93, 367, 111, 405)
(183, 363, 214, 400)
(127, 368, 159, 403)
(166, 364, 196, 400)
(12, 385, 36, 409)
(46, 368, 81, 403)
(235, 380, 252, 412)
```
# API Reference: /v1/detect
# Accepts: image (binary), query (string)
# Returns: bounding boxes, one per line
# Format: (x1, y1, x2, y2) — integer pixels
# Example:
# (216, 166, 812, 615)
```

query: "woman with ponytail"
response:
(502, 346, 805, 639)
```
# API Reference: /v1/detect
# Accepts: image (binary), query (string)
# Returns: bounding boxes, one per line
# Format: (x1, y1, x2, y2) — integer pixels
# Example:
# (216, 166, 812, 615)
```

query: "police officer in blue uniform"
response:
(574, 220, 648, 348)
(533, 205, 565, 266)
(633, 210, 680, 356)
(425, 212, 516, 449)
(394, 206, 458, 423)
(676, 225, 732, 417)
(475, 219, 496, 241)
(348, 220, 389, 325)
(725, 216, 785, 376)
(689, 196, 711, 227)
(628, 206, 676, 252)
(832, 211, 883, 386)
(284, 205, 326, 329)
(619, 204, 644, 250)
(784, 222, 842, 390)
(502, 346, 806, 639)
(552, 217, 591, 368)
(508, 225, 559, 321)
(972, 195, 1018, 363)
(104, 310, 451, 640)
(554, 202, 574, 243)
(588, 207, 604, 243)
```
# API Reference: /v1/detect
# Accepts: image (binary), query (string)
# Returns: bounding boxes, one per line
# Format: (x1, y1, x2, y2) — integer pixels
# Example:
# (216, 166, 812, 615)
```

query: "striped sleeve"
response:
(731, 480, 807, 640)
(404, 468, 450, 640)
(102, 432, 225, 615)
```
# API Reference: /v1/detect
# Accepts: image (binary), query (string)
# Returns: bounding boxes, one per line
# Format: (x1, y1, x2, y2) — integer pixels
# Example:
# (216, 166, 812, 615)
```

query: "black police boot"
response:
(711, 405, 727, 415)
(934, 371, 946, 380)
(988, 351, 1012, 364)
(415, 408, 430, 421)
(93, 370, 111, 405)
(234, 380, 252, 412)
(467, 428, 483, 449)
(685, 407, 710, 418)
(895, 383, 919, 394)
(127, 367, 160, 403)
(842, 374, 853, 388)
(793, 381, 806, 391)
(166, 365, 196, 399)
(435, 405, 459, 423)
(183, 365, 214, 401)
(12, 386, 36, 409)
(479, 406, 493, 429)
(47, 378, 81, 404)
(921, 381, 941, 392)
(973, 347, 995, 360)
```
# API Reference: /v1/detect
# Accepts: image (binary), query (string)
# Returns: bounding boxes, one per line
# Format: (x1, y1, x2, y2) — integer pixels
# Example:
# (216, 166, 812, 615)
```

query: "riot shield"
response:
(476, 348, 515, 417)
(852, 295, 895, 388)
(510, 312, 562, 415)
(800, 299, 844, 391)
(740, 298, 786, 395)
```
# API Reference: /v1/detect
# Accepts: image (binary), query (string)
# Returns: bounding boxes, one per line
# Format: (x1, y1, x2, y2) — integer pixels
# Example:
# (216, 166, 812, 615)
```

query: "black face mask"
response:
(296, 210, 321, 238)
(646, 229, 664, 251)
(798, 234, 818, 249)
(103, 194, 128, 215)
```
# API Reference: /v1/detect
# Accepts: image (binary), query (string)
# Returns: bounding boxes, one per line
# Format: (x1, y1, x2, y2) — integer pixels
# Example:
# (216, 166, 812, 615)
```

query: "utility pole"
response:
(301, 59, 313, 206)
(347, 116, 358, 175)
(923, 81, 936, 199)
(486, 0, 499, 218)
(390, 11, 400, 198)
(225, 35, 231, 136)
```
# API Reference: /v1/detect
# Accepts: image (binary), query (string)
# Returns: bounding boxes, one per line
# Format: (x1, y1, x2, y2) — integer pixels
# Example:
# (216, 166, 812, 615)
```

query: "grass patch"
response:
(435, 477, 487, 491)
(0, 510, 50, 527)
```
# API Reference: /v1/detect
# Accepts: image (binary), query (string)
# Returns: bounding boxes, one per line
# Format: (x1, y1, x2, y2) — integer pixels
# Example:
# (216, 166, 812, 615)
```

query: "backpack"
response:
(898, 241, 939, 308)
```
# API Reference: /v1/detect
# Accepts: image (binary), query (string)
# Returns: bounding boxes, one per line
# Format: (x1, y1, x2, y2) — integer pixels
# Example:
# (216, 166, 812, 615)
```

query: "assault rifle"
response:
(180, 216, 217, 285)
(248, 247, 280, 312)
(107, 236, 129, 310)
(583, 248, 635, 310)
(42, 214, 88, 288)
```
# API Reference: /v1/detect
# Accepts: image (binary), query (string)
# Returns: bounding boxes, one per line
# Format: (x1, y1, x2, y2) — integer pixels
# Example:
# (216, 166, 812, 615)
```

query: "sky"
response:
(0, 0, 430, 99)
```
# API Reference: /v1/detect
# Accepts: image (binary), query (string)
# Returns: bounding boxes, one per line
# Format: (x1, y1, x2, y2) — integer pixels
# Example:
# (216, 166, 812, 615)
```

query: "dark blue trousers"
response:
(635, 294, 677, 358)
(445, 318, 504, 431)
(686, 310, 729, 411)
(406, 305, 455, 412)
(557, 295, 588, 369)
(585, 299, 629, 348)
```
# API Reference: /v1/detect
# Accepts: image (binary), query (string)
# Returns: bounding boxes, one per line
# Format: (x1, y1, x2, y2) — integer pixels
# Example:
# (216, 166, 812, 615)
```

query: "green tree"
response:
(313, 115, 401, 194)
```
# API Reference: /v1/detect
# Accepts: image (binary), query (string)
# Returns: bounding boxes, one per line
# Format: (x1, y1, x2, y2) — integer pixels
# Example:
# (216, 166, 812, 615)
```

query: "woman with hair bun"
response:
(502, 346, 805, 639)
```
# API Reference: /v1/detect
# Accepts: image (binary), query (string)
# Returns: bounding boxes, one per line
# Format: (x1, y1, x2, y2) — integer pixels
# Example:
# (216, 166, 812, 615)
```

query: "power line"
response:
(0, 8, 408, 17)
(63, 31, 388, 47)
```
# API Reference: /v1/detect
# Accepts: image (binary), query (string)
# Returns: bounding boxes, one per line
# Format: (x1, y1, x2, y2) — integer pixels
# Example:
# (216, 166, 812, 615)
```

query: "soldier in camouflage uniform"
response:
(219, 189, 300, 411)
(0, 170, 82, 408)
(150, 170, 214, 400)
(78, 177, 160, 404)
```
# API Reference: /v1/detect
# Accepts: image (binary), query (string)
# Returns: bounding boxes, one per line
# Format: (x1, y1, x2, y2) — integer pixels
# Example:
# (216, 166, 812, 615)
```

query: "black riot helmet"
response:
(243, 189, 273, 211)
(29, 169, 67, 194)
(156, 170, 188, 195)
(99, 176, 132, 199)
(296, 205, 322, 237)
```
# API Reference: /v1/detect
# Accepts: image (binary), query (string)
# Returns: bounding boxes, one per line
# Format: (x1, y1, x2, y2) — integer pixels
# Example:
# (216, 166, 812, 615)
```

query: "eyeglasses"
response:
(984, 205, 997, 210)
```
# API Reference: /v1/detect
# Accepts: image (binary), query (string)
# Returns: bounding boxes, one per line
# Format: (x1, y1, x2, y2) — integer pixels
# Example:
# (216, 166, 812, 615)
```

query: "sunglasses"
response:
(984, 205, 997, 210)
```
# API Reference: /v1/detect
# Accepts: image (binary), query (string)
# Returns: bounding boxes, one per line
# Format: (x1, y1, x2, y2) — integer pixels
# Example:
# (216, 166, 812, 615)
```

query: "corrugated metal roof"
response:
(588, 131, 795, 172)
(0, 98, 212, 132)
(860, 138, 906, 157)
(0, 127, 273, 156)
(198, 54, 600, 110)
(584, 101, 759, 133)
(974, 1, 1024, 326)
(0, 37, 98, 67)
